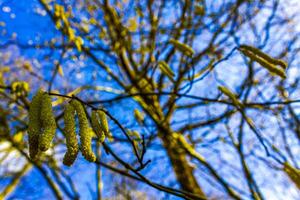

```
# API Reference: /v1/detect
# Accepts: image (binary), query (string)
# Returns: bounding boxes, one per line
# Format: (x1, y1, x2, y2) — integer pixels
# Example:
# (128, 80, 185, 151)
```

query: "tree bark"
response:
(161, 134, 206, 199)
(129, 77, 206, 198)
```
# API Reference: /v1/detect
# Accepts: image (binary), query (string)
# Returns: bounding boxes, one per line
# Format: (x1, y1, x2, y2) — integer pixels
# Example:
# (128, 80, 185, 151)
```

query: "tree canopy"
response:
(0, 0, 300, 199)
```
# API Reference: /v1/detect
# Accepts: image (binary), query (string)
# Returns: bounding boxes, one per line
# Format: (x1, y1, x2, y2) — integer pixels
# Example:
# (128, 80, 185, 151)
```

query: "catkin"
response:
(97, 110, 113, 141)
(218, 86, 243, 108)
(71, 100, 96, 162)
(0, 73, 4, 93)
(157, 61, 175, 81)
(239, 45, 287, 79)
(39, 93, 57, 151)
(169, 38, 195, 57)
(134, 109, 144, 125)
(11, 81, 29, 97)
(63, 103, 79, 166)
(91, 110, 105, 142)
(28, 90, 44, 159)
(283, 162, 300, 190)
(239, 46, 287, 79)
(240, 45, 287, 69)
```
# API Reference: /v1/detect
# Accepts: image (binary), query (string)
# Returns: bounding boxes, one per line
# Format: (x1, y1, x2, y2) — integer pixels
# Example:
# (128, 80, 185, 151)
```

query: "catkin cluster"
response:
(28, 90, 57, 159)
(239, 45, 287, 79)
(28, 91, 110, 166)
(53, 4, 83, 51)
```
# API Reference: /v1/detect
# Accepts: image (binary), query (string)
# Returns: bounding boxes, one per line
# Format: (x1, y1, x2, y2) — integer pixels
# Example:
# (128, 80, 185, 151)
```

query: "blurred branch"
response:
(0, 163, 31, 199)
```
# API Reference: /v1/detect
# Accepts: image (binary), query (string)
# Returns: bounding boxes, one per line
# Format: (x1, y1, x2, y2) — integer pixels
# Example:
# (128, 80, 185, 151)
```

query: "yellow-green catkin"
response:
(71, 100, 96, 162)
(28, 90, 44, 159)
(97, 110, 113, 141)
(240, 49, 286, 79)
(239, 45, 287, 79)
(91, 110, 105, 143)
(134, 109, 144, 125)
(0, 74, 4, 92)
(157, 61, 175, 81)
(11, 81, 29, 97)
(169, 38, 195, 57)
(218, 86, 243, 108)
(63, 103, 79, 166)
(283, 162, 300, 190)
(39, 93, 57, 151)
(240, 45, 287, 69)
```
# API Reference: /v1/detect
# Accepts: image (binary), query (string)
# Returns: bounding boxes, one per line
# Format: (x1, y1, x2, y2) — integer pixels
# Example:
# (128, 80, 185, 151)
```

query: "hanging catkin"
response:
(218, 86, 243, 108)
(28, 90, 44, 159)
(63, 103, 79, 166)
(39, 93, 57, 151)
(97, 110, 113, 141)
(91, 110, 105, 142)
(71, 100, 96, 162)
(240, 45, 287, 69)
(157, 61, 175, 81)
(169, 38, 195, 57)
(283, 162, 300, 190)
(239, 45, 287, 79)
